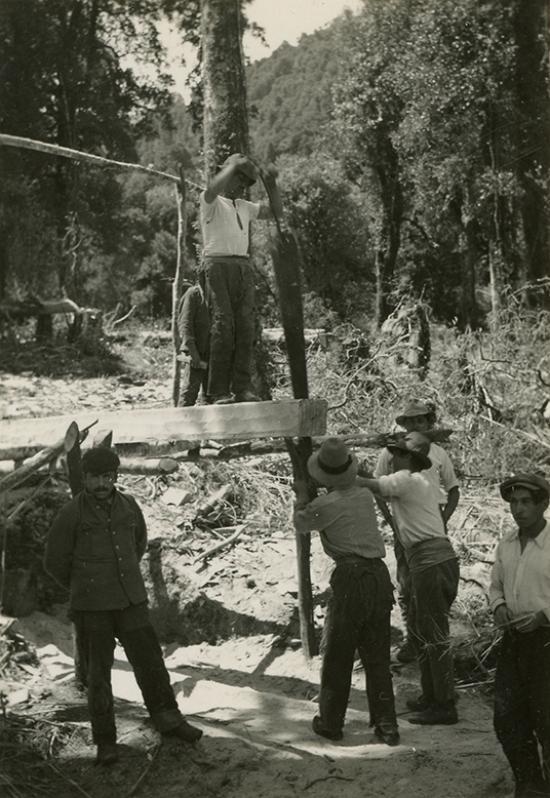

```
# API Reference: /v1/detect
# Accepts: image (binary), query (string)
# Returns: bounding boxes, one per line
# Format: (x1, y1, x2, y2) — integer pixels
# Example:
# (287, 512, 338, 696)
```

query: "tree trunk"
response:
(514, 0, 550, 304)
(201, 0, 250, 179)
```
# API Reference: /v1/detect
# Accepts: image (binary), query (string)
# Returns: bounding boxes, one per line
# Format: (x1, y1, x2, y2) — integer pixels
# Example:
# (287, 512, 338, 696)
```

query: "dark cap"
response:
(499, 473, 550, 501)
(387, 432, 432, 471)
(395, 400, 436, 425)
(81, 447, 120, 475)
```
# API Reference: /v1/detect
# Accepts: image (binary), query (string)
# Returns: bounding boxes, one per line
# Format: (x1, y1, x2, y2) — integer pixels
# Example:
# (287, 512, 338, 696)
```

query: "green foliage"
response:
(276, 152, 372, 319)
(247, 22, 350, 161)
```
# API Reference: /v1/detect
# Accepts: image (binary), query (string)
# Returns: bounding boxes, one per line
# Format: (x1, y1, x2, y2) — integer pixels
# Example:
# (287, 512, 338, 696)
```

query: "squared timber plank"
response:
(0, 399, 327, 460)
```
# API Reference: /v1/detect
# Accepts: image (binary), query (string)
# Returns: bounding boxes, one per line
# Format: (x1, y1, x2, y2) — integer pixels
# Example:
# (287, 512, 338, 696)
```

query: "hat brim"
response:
(395, 411, 430, 425)
(307, 451, 358, 487)
(387, 445, 432, 472)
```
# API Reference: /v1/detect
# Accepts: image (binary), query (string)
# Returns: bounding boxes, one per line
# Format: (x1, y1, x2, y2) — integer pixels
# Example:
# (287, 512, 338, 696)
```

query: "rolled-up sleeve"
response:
(44, 502, 78, 589)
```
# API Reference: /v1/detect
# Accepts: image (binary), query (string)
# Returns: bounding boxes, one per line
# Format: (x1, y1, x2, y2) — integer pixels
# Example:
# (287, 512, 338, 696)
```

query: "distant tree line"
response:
(0, 0, 548, 329)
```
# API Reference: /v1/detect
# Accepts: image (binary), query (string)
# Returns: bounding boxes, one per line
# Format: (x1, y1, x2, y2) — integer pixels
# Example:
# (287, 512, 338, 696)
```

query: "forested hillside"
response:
(0, 0, 548, 329)
(247, 22, 346, 160)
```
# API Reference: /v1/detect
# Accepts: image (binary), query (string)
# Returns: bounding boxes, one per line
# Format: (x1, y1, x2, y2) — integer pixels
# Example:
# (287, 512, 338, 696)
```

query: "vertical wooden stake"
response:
(172, 167, 187, 406)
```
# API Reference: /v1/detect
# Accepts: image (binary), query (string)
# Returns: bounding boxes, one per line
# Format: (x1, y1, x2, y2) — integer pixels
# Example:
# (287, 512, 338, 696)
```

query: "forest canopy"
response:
(0, 0, 548, 328)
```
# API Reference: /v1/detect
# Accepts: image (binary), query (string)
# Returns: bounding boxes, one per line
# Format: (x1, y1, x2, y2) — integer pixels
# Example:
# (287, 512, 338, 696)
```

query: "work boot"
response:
(96, 743, 119, 766)
(233, 390, 260, 403)
(408, 701, 458, 726)
(162, 719, 203, 744)
(373, 724, 400, 746)
(396, 639, 417, 664)
(312, 715, 343, 741)
(406, 694, 432, 712)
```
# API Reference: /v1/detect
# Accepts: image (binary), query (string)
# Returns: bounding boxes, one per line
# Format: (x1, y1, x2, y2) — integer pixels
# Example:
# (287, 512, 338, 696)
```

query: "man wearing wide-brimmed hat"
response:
(375, 399, 460, 664)
(44, 447, 203, 765)
(490, 473, 550, 798)
(200, 152, 282, 404)
(360, 433, 460, 726)
(293, 437, 399, 746)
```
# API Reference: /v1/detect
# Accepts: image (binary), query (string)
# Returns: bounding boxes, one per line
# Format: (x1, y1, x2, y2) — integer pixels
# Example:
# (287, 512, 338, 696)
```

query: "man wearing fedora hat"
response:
(200, 153, 282, 404)
(490, 473, 550, 798)
(374, 399, 460, 664)
(293, 438, 399, 746)
(359, 433, 460, 725)
(44, 447, 203, 765)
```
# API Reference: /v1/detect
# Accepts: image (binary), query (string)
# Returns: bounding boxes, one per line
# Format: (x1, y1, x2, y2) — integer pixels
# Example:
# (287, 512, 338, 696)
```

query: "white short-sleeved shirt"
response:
(489, 521, 550, 623)
(374, 442, 458, 503)
(377, 470, 447, 548)
(200, 192, 260, 257)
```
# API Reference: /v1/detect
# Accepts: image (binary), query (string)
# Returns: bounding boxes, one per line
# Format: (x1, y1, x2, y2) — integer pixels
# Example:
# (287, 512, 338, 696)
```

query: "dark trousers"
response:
(319, 558, 397, 734)
(202, 257, 255, 397)
(494, 628, 550, 789)
(73, 604, 183, 744)
(178, 362, 208, 407)
(410, 558, 459, 705)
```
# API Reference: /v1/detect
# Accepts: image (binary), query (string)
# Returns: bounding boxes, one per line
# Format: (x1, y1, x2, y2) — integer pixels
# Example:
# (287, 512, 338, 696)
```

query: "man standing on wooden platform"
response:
(44, 447, 202, 765)
(200, 152, 281, 404)
(491, 473, 550, 798)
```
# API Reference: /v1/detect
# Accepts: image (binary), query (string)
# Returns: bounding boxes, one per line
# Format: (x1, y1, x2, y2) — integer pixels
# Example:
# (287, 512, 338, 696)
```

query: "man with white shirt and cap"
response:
(491, 472, 550, 798)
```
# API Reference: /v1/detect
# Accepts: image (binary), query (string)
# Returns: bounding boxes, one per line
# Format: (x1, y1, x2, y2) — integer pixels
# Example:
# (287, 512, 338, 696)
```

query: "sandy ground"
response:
(0, 364, 515, 798)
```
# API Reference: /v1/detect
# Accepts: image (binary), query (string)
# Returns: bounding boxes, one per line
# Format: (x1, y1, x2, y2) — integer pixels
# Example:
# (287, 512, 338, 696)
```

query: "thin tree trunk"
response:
(172, 167, 187, 406)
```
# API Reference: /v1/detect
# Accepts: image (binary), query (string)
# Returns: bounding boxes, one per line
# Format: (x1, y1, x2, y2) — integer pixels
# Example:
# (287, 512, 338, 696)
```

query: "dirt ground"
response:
(0, 341, 515, 798)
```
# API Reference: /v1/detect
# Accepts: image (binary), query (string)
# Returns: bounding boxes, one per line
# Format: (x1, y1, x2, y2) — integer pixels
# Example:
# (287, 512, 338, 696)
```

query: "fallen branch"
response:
(481, 416, 550, 450)
(47, 761, 93, 798)
(304, 775, 355, 790)
(193, 524, 248, 564)
(0, 422, 78, 494)
(127, 743, 162, 797)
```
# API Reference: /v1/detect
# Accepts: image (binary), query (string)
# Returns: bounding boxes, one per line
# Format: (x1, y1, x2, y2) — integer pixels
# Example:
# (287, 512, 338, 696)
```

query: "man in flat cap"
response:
(44, 447, 202, 766)
(491, 472, 550, 798)
(200, 152, 282, 404)
(374, 399, 460, 663)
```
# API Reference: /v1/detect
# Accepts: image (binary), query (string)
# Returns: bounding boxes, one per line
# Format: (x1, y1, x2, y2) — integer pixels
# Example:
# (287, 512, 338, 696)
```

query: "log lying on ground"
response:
(0, 423, 78, 493)
(0, 456, 180, 478)
(0, 399, 328, 461)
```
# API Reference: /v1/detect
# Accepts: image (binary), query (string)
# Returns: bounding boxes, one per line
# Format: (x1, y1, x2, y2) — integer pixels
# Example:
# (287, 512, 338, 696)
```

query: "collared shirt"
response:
(489, 521, 550, 623)
(375, 442, 459, 504)
(377, 470, 447, 548)
(293, 483, 386, 562)
(44, 489, 148, 611)
(200, 192, 260, 256)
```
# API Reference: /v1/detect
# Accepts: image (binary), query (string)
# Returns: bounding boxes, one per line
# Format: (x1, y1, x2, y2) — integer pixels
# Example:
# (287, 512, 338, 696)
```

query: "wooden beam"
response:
(0, 423, 78, 493)
(0, 399, 327, 461)
(0, 133, 203, 191)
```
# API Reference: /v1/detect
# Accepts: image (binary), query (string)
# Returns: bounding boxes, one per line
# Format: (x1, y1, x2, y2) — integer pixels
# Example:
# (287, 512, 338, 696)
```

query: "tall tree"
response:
(200, 0, 250, 179)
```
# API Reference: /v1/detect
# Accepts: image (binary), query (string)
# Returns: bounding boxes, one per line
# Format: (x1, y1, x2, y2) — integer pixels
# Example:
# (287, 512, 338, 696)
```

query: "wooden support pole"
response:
(0, 133, 204, 190)
(172, 167, 187, 406)
(267, 190, 318, 658)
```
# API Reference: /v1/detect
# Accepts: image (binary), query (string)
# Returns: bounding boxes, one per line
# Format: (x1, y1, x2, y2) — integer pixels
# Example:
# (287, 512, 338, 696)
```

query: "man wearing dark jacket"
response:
(44, 447, 202, 765)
